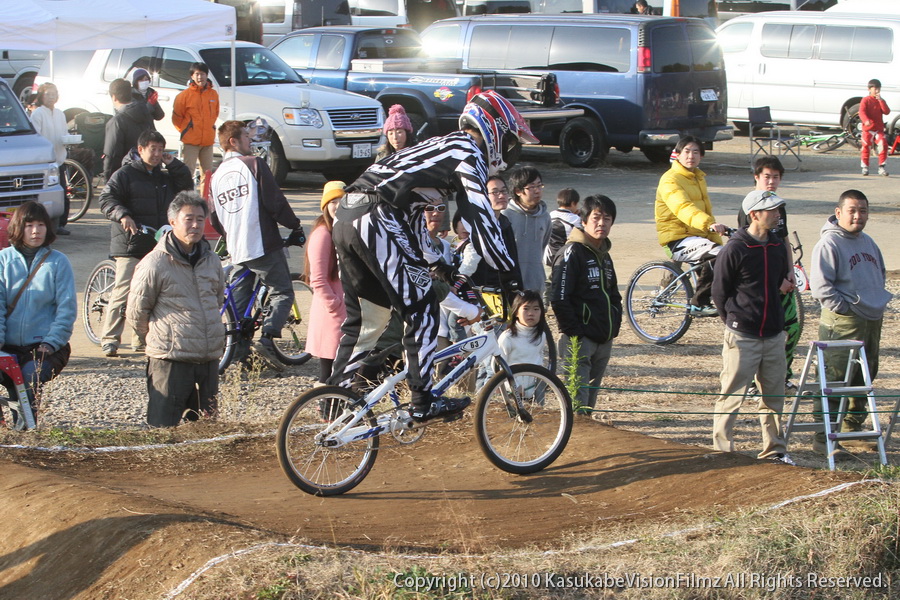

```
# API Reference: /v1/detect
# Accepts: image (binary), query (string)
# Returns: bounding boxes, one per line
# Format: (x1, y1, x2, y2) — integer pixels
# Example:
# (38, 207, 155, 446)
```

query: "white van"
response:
(261, 0, 459, 44)
(716, 11, 900, 133)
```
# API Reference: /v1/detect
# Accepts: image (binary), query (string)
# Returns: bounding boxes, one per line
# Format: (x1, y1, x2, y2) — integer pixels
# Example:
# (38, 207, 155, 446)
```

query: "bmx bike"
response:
(275, 289, 573, 496)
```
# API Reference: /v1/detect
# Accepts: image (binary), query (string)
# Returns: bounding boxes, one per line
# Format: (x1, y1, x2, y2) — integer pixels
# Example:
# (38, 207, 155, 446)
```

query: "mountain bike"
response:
(625, 229, 804, 345)
(219, 256, 313, 373)
(787, 129, 856, 153)
(275, 289, 573, 496)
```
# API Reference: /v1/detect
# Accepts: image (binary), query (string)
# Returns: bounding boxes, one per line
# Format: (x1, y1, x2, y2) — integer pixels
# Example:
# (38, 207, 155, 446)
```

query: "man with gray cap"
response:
(711, 189, 794, 464)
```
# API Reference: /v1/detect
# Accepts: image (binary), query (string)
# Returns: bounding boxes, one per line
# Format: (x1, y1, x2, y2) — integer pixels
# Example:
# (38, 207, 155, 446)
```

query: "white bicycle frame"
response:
(314, 319, 519, 448)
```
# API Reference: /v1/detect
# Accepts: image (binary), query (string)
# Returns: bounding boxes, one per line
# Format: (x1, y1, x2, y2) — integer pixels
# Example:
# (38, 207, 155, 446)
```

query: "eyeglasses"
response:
(424, 205, 447, 213)
(524, 183, 545, 192)
(488, 188, 509, 197)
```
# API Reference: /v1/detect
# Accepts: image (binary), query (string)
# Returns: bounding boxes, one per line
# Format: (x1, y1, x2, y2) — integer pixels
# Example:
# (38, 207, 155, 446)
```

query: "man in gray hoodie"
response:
(810, 189, 893, 453)
(503, 166, 551, 294)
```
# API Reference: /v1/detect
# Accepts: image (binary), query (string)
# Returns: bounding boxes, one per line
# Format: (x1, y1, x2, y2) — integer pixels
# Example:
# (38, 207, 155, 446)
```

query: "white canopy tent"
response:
(1, 0, 239, 107)
(1, 0, 236, 50)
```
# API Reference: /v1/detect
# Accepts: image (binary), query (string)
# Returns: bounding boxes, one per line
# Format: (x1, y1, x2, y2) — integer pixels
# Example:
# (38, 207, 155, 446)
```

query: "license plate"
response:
(352, 143, 371, 159)
(700, 88, 718, 102)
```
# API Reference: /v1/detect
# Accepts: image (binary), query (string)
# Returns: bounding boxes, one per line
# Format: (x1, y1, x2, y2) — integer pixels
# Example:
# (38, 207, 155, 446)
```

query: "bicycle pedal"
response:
(442, 410, 464, 423)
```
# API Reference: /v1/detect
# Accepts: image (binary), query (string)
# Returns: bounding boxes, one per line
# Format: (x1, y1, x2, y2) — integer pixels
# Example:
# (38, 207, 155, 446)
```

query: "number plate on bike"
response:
(700, 88, 718, 102)
(352, 143, 372, 159)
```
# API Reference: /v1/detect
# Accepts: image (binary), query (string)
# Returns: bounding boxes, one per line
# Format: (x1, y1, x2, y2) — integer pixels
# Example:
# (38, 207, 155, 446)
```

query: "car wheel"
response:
(559, 117, 607, 168)
(268, 134, 289, 185)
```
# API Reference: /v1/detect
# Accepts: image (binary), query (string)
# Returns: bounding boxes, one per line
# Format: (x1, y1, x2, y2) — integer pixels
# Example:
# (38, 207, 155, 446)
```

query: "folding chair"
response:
(748, 106, 801, 170)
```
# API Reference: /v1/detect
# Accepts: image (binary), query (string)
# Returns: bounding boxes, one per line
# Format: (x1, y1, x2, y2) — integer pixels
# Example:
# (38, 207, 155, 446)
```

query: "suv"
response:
(0, 49, 46, 103)
(36, 42, 385, 183)
(0, 80, 64, 219)
(422, 14, 733, 165)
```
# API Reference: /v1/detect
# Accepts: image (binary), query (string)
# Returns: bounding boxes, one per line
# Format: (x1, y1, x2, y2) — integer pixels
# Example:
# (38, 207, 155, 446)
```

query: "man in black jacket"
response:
(711, 189, 793, 464)
(551, 194, 622, 414)
(103, 78, 154, 181)
(98, 130, 193, 357)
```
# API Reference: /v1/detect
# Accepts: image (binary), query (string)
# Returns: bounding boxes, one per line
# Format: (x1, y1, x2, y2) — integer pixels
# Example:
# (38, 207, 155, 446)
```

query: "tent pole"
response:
(231, 41, 236, 119)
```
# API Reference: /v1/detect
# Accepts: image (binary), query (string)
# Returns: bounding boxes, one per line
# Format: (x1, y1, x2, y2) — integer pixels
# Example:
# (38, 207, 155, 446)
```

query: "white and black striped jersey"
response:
(347, 131, 515, 273)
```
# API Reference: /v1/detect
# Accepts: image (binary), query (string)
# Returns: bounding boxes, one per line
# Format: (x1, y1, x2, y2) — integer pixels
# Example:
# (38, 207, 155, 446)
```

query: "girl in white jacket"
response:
(498, 289, 554, 399)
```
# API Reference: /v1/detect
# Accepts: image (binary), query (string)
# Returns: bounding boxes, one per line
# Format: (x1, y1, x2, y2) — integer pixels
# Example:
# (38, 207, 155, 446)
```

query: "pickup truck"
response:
(269, 26, 581, 142)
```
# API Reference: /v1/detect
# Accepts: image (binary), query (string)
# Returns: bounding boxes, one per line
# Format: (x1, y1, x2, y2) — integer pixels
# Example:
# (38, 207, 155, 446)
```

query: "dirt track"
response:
(1, 137, 898, 598)
(0, 420, 858, 599)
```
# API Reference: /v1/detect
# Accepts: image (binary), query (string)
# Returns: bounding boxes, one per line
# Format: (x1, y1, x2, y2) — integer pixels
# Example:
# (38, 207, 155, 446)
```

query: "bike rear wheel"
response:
(82, 259, 116, 345)
(63, 159, 93, 222)
(475, 364, 573, 474)
(276, 386, 378, 496)
(218, 304, 239, 374)
(625, 261, 693, 345)
(268, 279, 313, 366)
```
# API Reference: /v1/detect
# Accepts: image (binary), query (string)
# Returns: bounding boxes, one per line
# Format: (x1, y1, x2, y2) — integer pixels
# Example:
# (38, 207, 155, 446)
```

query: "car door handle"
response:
(157, 94, 171, 102)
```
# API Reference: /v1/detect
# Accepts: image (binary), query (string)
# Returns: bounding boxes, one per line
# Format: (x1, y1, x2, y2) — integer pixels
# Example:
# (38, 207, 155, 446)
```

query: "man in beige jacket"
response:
(127, 191, 225, 427)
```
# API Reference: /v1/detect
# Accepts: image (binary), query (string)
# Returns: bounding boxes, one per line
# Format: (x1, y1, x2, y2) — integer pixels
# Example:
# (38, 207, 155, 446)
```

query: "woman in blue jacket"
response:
(0, 201, 76, 427)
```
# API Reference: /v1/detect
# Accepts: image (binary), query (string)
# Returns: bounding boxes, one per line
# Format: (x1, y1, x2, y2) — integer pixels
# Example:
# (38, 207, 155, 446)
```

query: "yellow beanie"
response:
(321, 181, 346, 211)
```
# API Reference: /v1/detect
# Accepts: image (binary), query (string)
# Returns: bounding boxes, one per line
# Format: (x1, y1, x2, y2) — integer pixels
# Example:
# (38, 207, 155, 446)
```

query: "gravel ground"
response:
(33, 354, 320, 430)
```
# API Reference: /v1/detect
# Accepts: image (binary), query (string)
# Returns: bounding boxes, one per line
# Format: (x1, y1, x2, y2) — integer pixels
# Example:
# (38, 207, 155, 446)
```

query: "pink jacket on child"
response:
(304, 224, 346, 360)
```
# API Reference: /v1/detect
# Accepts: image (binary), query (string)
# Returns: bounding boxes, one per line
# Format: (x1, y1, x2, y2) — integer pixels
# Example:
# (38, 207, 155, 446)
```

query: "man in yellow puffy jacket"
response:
(173, 62, 220, 192)
(655, 136, 729, 313)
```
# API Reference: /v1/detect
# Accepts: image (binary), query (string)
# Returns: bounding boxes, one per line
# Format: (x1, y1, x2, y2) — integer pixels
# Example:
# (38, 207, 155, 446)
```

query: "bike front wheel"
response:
(269, 279, 313, 366)
(625, 261, 693, 345)
(812, 134, 846, 153)
(276, 386, 378, 496)
(82, 259, 116, 345)
(475, 364, 573, 474)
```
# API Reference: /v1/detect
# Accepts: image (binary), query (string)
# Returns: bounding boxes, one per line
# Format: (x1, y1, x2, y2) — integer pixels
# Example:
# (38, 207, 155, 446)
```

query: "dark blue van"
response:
(421, 14, 733, 165)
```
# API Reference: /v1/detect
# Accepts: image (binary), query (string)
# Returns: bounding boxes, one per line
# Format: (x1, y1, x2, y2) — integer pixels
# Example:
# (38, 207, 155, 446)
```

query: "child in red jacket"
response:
(860, 78, 890, 177)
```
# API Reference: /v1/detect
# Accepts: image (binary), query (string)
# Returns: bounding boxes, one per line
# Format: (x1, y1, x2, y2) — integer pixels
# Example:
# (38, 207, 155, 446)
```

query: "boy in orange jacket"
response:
(173, 62, 220, 191)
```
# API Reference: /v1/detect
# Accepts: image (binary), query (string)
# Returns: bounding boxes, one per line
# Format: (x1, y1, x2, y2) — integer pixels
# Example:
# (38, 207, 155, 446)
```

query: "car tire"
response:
(842, 103, 862, 149)
(268, 134, 289, 185)
(559, 117, 606, 168)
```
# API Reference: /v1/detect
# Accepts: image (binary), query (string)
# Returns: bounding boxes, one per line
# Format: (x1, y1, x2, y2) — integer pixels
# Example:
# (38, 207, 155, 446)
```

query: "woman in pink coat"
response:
(305, 181, 347, 383)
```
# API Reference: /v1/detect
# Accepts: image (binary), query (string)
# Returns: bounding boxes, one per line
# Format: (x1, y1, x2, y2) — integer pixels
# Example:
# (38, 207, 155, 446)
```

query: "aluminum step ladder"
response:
(784, 340, 887, 471)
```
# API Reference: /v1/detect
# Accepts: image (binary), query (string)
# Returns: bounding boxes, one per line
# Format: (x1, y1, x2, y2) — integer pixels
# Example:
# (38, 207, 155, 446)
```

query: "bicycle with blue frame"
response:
(218, 238, 313, 373)
(275, 287, 573, 496)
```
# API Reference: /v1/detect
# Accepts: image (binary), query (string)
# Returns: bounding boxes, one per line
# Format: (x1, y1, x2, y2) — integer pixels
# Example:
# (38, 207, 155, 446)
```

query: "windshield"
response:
(199, 47, 304, 87)
(0, 85, 35, 136)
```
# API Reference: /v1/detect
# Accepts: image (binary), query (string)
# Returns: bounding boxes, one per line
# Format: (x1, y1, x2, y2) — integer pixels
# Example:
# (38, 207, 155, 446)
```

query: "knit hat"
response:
(322, 181, 346, 211)
(132, 68, 151, 87)
(383, 104, 413, 134)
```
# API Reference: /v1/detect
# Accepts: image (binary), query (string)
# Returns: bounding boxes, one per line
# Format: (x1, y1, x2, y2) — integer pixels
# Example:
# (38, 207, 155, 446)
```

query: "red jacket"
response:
(172, 81, 220, 146)
(860, 95, 890, 133)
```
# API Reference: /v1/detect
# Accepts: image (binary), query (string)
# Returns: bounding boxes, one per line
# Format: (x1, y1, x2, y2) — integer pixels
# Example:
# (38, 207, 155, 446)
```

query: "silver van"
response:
(717, 11, 900, 133)
(0, 80, 64, 219)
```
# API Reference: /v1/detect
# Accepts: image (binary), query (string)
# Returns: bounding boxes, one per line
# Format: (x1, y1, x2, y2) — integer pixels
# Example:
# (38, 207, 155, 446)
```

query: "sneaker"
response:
(746, 384, 759, 398)
(102, 344, 118, 357)
(879, 165, 888, 177)
(411, 395, 471, 422)
(56, 226, 71, 236)
(771, 453, 796, 466)
(131, 344, 146, 353)
(252, 336, 285, 372)
(862, 166, 869, 176)
(784, 379, 797, 391)
(812, 438, 852, 459)
(688, 304, 718, 317)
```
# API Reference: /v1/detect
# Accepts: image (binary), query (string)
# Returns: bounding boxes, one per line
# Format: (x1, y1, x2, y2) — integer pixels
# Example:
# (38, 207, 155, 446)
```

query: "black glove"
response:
(430, 263, 456, 284)
(286, 227, 306, 247)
